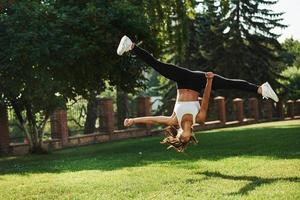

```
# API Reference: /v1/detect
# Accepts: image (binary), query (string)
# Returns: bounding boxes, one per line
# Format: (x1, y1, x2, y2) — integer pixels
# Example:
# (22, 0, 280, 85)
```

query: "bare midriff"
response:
(177, 89, 199, 102)
(175, 89, 199, 134)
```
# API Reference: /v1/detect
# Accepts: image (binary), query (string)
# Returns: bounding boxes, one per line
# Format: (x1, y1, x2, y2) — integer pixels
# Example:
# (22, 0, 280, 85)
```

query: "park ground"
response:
(0, 120, 300, 200)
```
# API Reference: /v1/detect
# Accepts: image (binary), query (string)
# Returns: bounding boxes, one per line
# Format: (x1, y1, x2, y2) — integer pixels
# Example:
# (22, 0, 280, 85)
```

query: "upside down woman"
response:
(117, 35, 279, 152)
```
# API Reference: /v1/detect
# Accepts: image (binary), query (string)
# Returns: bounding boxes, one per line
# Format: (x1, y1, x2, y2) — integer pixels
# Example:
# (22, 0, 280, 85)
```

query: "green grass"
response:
(1, 120, 300, 200)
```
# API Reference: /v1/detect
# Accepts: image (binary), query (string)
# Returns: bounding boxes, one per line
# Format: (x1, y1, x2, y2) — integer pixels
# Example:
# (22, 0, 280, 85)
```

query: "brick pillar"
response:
(233, 98, 244, 122)
(264, 99, 273, 120)
(276, 101, 285, 119)
(0, 105, 10, 154)
(98, 98, 114, 134)
(136, 96, 151, 130)
(295, 99, 300, 116)
(249, 97, 259, 121)
(50, 108, 69, 146)
(286, 100, 295, 119)
(214, 96, 226, 124)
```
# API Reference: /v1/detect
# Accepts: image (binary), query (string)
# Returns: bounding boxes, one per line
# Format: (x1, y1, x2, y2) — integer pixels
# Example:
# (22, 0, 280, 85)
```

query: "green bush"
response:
(279, 66, 300, 100)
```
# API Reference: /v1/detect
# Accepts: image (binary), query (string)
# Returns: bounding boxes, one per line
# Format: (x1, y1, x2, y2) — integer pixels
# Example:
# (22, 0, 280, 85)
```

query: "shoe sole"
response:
(265, 82, 279, 102)
(117, 36, 128, 55)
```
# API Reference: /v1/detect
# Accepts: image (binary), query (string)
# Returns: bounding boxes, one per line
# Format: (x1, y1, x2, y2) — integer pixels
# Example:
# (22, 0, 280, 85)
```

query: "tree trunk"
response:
(116, 88, 129, 129)
(84, 97, 98, 134)
(25, 104, 47, 153)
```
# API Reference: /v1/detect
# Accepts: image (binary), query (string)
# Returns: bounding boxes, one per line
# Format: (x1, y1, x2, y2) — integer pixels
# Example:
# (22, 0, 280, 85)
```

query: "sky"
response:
(271, 0, 300, 42)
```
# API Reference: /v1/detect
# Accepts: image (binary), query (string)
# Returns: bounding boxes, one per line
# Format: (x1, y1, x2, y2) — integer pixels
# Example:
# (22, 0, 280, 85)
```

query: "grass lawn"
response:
(0, 120, 300, 200)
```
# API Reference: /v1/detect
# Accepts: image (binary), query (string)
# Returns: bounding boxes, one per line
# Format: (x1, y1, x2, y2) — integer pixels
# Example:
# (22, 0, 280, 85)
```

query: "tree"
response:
(196, 0, 227, 72)
(0, 1, 69, 152)
(0, 0, 154, 152)
(279, 66, 300, 100)
(278, 38, 300, 99)
(217, 0, 287, 88)
(282, 38, 300, 67)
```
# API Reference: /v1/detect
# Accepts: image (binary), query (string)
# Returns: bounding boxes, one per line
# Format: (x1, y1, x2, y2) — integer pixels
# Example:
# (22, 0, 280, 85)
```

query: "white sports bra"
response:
(173, 101, 201, 129)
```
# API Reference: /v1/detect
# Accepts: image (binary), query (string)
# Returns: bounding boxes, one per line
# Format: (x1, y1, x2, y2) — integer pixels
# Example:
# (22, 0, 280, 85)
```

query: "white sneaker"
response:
(261, 82, 279, 102)
(117, 35, 133, 55)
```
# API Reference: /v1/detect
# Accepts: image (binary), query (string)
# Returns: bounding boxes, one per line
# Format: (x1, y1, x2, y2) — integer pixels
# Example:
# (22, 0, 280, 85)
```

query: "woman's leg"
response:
(132, 45, 198, 83)
(212, 74, 279, 102)
(117, 36, 277, 101)
(124, 115, 177, 127)
(117, 36, 203, 89)
(212, 74, 259, 93)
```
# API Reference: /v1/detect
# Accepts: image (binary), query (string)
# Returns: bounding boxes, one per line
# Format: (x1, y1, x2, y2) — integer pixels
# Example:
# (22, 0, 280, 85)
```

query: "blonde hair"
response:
(160, 126, 198, 152)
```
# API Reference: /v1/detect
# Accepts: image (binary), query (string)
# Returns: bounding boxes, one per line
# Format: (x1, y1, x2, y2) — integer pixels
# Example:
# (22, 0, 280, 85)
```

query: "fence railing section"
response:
(1, 97, 299, 155)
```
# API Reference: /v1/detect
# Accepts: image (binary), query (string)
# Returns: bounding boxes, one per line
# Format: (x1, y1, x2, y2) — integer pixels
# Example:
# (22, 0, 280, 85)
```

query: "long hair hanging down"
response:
(160, 126, 198, 152)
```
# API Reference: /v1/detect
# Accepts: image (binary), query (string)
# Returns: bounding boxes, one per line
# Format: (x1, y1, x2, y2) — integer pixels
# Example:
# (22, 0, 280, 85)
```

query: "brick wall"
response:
(5, 97, 300, 156)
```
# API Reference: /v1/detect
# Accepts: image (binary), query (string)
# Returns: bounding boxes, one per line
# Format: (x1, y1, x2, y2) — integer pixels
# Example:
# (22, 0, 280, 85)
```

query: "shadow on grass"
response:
(0, 124, 299, 175)
(196, 171, 300, 195)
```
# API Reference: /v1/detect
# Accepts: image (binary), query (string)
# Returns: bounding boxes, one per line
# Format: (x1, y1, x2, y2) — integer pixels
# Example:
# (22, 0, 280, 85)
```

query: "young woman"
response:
(117, 35, 279, 152)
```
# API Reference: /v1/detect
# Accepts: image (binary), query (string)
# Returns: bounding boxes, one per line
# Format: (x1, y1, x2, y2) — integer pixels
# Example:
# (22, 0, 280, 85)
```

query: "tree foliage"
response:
(217, 0, 287, 84)
(0, 0, 154, 152)
(279, 38, 300, 99)
(143, 0, 287, 113)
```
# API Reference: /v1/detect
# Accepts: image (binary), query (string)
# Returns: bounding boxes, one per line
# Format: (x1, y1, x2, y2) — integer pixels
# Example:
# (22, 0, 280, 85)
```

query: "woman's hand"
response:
(206, 72, 214, 79)
(124, 118, 134, 127)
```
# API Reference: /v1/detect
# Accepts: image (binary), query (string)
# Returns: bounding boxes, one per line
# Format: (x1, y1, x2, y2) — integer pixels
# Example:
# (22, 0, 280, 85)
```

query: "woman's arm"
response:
(124, 113, 177, 127)
(196, 72, 214, 125)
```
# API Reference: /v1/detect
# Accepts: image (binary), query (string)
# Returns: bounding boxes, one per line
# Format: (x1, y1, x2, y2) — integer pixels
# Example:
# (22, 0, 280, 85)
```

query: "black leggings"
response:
(133, 45, 259, 94)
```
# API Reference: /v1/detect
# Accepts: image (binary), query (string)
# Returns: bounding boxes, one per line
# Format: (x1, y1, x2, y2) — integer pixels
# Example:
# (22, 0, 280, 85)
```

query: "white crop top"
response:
(173, 101, 200, 129)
